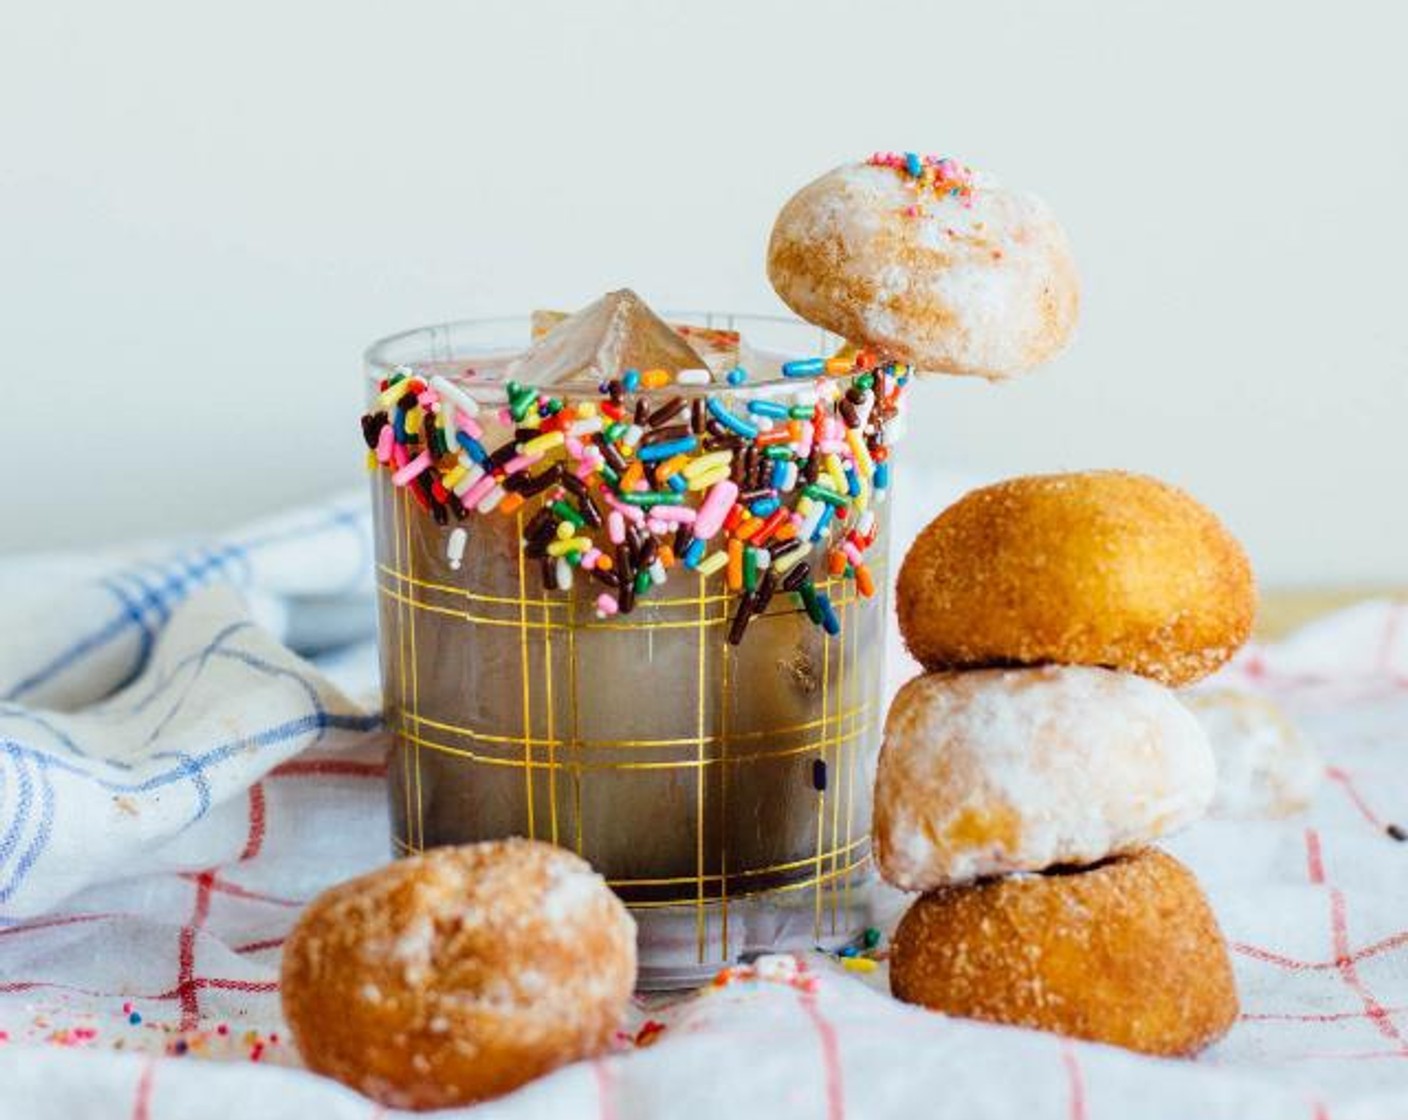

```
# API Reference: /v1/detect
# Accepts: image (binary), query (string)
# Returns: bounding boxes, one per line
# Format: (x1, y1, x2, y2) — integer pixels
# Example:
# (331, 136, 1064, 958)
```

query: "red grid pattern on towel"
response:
(4, 603, 1408, 1117)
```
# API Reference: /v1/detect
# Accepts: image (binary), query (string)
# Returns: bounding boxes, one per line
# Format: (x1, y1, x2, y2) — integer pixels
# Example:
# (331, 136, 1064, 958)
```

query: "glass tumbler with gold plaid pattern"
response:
(365, 312, 895, 989)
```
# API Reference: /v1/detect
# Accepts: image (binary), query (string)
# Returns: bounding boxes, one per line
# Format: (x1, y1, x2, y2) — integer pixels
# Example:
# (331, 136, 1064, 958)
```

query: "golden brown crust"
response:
(896, 471, 1256, 687)
(889, 848, 1239, 1056)
(281, 839, 636, 1110)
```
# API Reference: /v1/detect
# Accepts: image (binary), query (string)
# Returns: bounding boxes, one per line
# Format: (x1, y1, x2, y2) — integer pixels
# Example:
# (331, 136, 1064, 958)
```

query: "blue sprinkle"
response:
(684, 537, 706, 568)
(782, 357, 826, 378)
(817, 592, 841, 636)
(667, 474, 687, 494)
(455, 431, 489, 465)
(810, 503, 834, 542)
(874, 462, 890, 491)
(905, 151, 923, 177)
(845, 465, 862, 498)
(707, 398, 759, 439)
(746, 399, 790, 419)
(726, 366, 748, 386)
(622, 369, 641, 392)
(636, 436, 699, 462)
(128, 1011, 142, 1025)
(837, 945, 859, 958)
(750, 498, 781, 518)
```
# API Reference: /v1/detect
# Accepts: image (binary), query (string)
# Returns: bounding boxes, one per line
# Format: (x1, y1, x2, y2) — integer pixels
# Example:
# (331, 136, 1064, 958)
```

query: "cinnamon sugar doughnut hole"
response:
(889, 848, 1238, 1056)
(897, 471, 1256, 687)
(281, 839, 636, 1110)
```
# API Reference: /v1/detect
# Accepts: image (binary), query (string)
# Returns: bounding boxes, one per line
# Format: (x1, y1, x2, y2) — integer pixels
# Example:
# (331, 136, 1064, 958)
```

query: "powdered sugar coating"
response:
(767, 160, 1079, 379)
(874, 666, 1215, 890)
(1182, 687, 1322, 818)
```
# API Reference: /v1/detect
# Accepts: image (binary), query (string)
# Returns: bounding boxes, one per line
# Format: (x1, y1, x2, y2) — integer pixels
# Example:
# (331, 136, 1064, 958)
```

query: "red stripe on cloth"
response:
(1060, 1039, 1087, 1120)
(270, 759, 387, 779)
(178, 872, 302, 908)
(175, 873, 214, 1030)
(592, 1059, 617, 1120)
(1325, 767, 1384, 830)
(0, 912, 116, 940)
(1377, 604, 1404, 676)
(1306, 828, 1326, 885)
(799, 988, 844, 1120)
(234, 936, 286, 955)
(1312, 1101, 1332, 1120)
(239, 783, 268, 862)
(1232, 942, 1328, 971)
(1244, 1006, 1408, 1023)
(194, 977, 278, 994)
(1328, 886, 1408, 1054)
(131, 1056, 157, 1120)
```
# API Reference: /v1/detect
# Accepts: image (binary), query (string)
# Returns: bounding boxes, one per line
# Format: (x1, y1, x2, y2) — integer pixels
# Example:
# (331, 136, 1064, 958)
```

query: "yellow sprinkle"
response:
(841, 957, 877, 973)
(683, 450, 733, 480)
(365, 450, 377, 471)
(404, 407, 423, 436)
(824, 453, 847, 494)
(377, 380, 412, 410)
(442, 464, 469, 491)
(846, 429, 874, 480)
(555, 520, 575, 540)
(687, 464, 732, 491)
(547, 538, 587, 558)
(521, 430, 564, 457)
(696, 550, 729, 577)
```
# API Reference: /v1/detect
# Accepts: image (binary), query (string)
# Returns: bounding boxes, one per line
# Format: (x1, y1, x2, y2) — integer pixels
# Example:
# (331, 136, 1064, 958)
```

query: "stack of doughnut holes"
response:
(878, 469, 1256, 1056)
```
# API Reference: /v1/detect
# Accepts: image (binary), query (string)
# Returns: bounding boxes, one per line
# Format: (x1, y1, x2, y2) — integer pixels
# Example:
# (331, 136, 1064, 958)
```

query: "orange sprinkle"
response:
(658, 544, 676, 568)
(659, 454, 691, 478)
(597, 554, 614, 571)
(827, 549, 847, 577)
(825, 357, 853, 375)
(621, 461, 646, 491)
(726, 538, 744, 590)
(499, 492, 525, 516)
(856, 564, 876, 598)
(735, 517, 763, 542)
(641, 368, 672, 389)
(774, 522, 798, 542)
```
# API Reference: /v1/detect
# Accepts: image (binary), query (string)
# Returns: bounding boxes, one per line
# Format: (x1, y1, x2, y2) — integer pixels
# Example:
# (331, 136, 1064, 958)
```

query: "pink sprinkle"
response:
(391, 449, 433, 487)
(390, 441, 410, 471)
(608, 510, 627, 544)
(650, 505, 697, 524)
(500, 452, 542, 475)
(596, 593, 619, 617)
(459, 472, 498, 509)
(602, 493, 647, 525)
(375, 424, 395, 463)
(456, 410, 482, 439)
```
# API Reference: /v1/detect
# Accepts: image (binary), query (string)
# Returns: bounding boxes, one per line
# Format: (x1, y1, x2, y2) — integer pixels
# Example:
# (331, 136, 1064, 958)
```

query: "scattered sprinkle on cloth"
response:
(2, 492, 1408, 1118)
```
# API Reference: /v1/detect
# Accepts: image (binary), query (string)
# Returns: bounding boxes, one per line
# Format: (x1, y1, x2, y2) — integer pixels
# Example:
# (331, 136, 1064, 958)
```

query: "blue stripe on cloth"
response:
(3, 504, 368, 702)
(0, 763, 54, 903)
(0, 750, 34, 875)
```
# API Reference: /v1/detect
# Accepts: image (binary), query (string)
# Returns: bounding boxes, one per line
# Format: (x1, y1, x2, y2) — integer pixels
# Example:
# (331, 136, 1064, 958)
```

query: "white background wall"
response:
(2, 0, 1404, 585)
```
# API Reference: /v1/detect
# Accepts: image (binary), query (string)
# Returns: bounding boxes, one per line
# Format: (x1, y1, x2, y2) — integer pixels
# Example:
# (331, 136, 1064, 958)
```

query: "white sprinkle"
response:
(447, 527, 468, 570)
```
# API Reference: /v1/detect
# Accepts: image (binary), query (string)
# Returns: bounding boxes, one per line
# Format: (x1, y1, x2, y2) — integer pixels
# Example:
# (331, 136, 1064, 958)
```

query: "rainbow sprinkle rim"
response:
(360, 351, 909, 645)
(867, 151, 976, 215)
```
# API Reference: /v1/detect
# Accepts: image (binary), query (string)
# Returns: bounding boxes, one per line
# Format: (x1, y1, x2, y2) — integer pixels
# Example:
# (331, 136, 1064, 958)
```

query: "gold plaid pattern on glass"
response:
(373, 472, 887, 965)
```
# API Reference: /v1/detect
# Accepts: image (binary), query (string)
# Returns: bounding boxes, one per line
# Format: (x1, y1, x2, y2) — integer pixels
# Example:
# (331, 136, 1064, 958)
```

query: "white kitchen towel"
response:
(1, 495, 1408, 1118)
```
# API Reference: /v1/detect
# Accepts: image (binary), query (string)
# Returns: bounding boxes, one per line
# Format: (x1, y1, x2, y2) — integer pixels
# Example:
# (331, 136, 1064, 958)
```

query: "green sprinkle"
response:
(763, 446, 794, 461)
(551, 500, 585, 528)
(743, 547, 759, 592)
(604, 422, 629, 443)
(862, 927, 882, 949)
(634, 570, 652, 594)
(616, 491, 676, 507)
(787, 405, 814, 420)
(802, 484, 850, 509)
